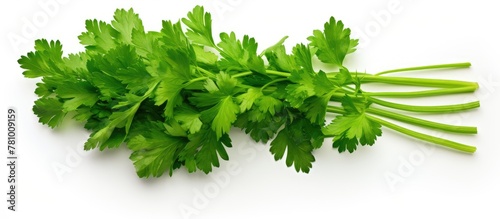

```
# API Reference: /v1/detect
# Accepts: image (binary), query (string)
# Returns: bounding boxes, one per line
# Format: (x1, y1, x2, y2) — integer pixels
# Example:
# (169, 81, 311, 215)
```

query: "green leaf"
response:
(160, 20, 191, 52)
(286, 70, 316, 108)
(313, 71, 337, 96)
(265, 44, 298, 72)
(63, 52, 89, 72)
(193, 45, 218, 66)
(348, 39, 359, 54)
(300, 96, 329, 125)
(332, 135, 359, 153)
(239, 73, 273, 87)
(84, 100, 142, 150)
(132, 30, 162, 57)
(32, 97, 66, 128)
(84, 125, 114, 150)
(190, 73, 241, 139)
(88, 70, 127, 100)
(270, 118, 318, 173)
(153, 49, 194, 117)
(174, 105, 203, 134)
(201, 96, 240, 139)
(308, 17, 356, 67)
(300, 71, 339, 125)
(333, 68, 354, 86)
(292, 43, 314, 73)
(340, 95, 362, 114)
(260, 36, 288, 56)
(234, 111, 286, 143)
(163, 119, 188, 137)
(323, 113, 382, 153)
(237, 87, 263, 112)
(154, 79, 185, 116)
(218, 32, 266, 73)
(56, 81, 99, 111)
(111, 8, 144, 44)
(214, 72, 240, 95)
(196, 130, 232, 173)
(18, 39, 65, 78)
(179, 128, 231, 173)
(190, 72, 240, 108)
(128, 122, 188, 177)
(256, 95, 283, 116)
(78, 19, 118, 53)
(108, 46, 152, 92)
(182, 5, 215, 46)
(34, 80, 53, 97)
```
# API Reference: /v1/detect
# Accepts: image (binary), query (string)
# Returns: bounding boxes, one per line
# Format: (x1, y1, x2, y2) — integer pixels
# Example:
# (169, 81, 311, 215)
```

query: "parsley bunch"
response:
(19, 6, 479, 177)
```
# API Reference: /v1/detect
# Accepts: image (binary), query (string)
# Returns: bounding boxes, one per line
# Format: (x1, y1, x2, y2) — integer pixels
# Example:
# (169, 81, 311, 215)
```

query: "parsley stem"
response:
(266, 70, 291, 77)
(186, 76, 209, 86)
(325, 73, 478, 88)
(327, 106, 477, 152)
(143, 81, 160, 97)
(232, 71, 253, 78)
(263, 69, 478, 90)
(365, 107, 477, 134)
(196, 66, 216, 77)
(368, 97, 480, 113)
(326, 106, 345, 114)
(364, 86, 478, 97)
(358, 75, 478, 88)
(366, 115, 476, 153)
(260, 78, 289, 91)
(375, 62, 471, 76)
(326, 106, 476, 134)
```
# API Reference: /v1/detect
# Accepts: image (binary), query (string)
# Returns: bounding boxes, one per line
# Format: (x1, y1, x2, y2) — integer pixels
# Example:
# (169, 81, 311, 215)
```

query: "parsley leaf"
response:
(308, 17, 356, 67)
(78, 19, 118, 53)
(128, 121, 187, 177)
(182, 6, 216, 47)
(192, 73, 241, 139)
(154, 49, 194, 117)
(234, 111, 286, 143)
(286, 69, 316, 108)
(323, 96, 382, 153)
(32, 97, 66, 128)
(18, 39, 65, 78)
(178, 128, 231, 173)
(217, 32, 266, 73)
(55, 81, 99, 111)
(237, 87, 263, 112)
(270, 117, 321, 173)
(111, 9, 144, 44)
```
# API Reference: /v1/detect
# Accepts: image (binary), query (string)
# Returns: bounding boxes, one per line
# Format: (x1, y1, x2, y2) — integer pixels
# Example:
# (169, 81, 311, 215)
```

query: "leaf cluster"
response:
(19, 6, 386, 177)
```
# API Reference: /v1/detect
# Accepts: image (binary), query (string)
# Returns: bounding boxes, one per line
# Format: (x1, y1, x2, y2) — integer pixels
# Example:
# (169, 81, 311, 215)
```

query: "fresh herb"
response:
(19, 6, 479, 178)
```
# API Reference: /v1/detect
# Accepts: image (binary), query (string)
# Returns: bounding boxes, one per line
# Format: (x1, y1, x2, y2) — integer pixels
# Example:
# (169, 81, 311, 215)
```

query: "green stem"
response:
(326, 106, 476, 134)
(232, 71, 253, 78)
(266, 70, 292, 77)
(326, 106, 345, 114)
(364, 86, 478, 98)
(138, 81, 160, 102)
(356, 75, 479, 88)
(325, 71, 478, 88)
(366, 115, 476, 153)
(260, 78, 289, 91)
(196, 66, 216, 77)
(261, 69, 477, 89)
(368, 97, 480, 113)
(366, 107, 477, 134)
(186, 76, 209, 85)
(375, 62, 471, 76)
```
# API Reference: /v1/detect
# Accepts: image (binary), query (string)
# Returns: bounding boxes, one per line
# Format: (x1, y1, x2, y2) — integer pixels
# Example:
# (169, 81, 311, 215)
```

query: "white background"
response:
(1, 0, 499, 218)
